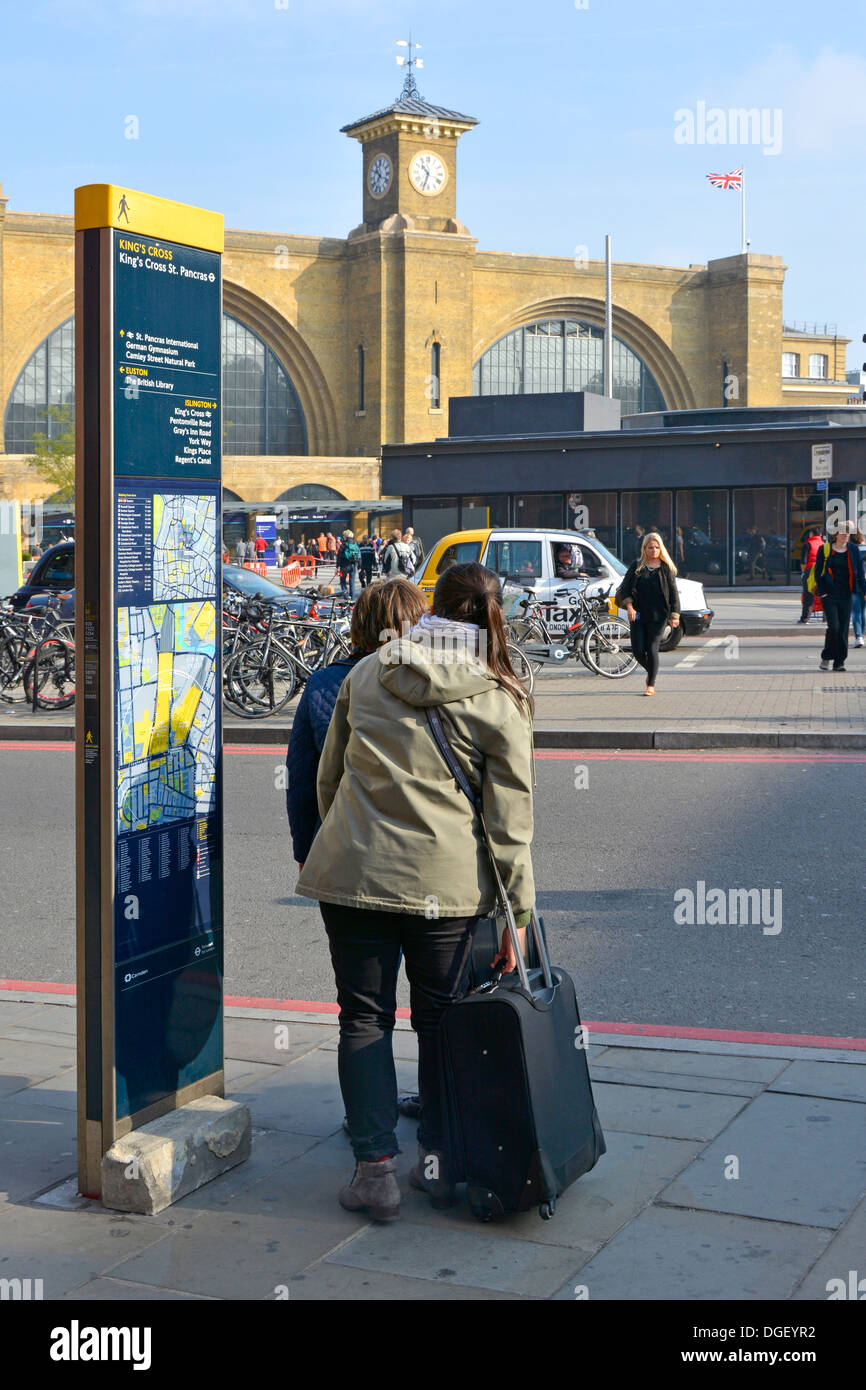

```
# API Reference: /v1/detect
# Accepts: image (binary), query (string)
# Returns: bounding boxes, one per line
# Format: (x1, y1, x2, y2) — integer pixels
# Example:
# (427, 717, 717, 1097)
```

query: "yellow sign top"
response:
(74, 184, 224, 253)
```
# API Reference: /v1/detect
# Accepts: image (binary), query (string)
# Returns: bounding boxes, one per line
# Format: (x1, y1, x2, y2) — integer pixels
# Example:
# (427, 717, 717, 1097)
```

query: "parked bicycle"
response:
(505, 583, 637, 679)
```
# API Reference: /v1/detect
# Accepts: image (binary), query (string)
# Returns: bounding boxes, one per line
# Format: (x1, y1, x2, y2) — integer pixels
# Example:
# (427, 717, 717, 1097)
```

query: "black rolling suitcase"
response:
(426, 707, 606, 1222)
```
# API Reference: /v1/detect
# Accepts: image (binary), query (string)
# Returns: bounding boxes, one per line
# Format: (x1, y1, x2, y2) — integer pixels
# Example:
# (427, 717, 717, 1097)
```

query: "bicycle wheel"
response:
(224, 642, 297, 716)
(581, 619, 637, 679)
(507, 642, 535, 697)
(23, 638, 76, 708)
(0, 636, 30, 703)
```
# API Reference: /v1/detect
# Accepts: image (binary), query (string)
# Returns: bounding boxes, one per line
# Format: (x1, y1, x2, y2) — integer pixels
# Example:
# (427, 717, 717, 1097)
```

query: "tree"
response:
(26, 404, 75, 500)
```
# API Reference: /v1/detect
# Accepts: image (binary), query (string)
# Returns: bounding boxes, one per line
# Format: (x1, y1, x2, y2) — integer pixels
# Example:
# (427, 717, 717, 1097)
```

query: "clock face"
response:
(367, 153, 393, 198)
(409, 151, 447, 196)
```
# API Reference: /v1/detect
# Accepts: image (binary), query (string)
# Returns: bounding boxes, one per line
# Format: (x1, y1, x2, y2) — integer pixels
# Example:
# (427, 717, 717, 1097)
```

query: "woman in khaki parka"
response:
(296, 562, 535, 1221)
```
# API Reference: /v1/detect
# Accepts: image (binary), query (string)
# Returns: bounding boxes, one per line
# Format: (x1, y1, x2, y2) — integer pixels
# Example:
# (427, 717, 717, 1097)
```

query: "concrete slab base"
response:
(101, 1096, 251, 1215)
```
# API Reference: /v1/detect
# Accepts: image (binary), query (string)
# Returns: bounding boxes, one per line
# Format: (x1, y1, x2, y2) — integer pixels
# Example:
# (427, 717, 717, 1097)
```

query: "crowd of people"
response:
(231, 525, 427, 601)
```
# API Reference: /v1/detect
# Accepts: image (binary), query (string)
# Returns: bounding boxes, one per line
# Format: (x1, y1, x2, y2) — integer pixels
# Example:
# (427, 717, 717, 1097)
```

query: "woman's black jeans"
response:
(821, 595, 852, 668)
(630, 615, 667, 686)
(321, 902, 479, 1162)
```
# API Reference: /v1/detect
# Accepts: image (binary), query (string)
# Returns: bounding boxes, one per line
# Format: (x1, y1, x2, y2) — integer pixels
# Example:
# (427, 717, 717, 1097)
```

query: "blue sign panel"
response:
(112, 231, 222, 1120)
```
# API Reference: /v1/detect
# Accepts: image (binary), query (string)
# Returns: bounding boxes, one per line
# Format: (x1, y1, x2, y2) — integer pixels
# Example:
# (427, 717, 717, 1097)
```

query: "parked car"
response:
(10, 547, 315, 617)
(413, 528, 714, 650)
(8, 540, 74, 609)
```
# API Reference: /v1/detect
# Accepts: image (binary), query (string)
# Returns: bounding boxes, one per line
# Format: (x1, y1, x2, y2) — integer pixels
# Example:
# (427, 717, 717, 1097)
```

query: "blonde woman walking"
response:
(615, 532, 680, 695)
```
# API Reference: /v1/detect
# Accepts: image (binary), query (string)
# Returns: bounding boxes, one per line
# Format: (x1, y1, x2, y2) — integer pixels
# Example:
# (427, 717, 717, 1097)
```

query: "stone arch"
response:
(474, 297, 695, 411)
(222, 282, 339, 455)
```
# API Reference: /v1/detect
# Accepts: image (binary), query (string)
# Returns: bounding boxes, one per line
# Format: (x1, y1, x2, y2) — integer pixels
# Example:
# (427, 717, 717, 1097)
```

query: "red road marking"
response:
(3, 742, 864, 764)
(1, 979, 863, 1048)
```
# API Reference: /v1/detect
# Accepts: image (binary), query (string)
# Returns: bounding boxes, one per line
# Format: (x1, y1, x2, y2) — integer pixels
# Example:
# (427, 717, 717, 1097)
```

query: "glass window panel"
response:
(789, 484, 826, 578)
(621, 491, 673, 560)
(460, 495, 509, 529)
(573, 490, 617, 556)
(733, 488, 787, 587)
(410, 497, 459, 553)
(474, 318, 665, 412)
(515, 493, 564, 528)
(486, 539, 543, 584)
(808, 354, 828, 379)
(782, 352, 800, 378)
(675, 489, 729, 585)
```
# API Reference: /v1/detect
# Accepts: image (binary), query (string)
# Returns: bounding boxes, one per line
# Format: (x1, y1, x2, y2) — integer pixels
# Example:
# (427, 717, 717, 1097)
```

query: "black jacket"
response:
(615, 560, 680, 618)
(812, 540, 866, 599)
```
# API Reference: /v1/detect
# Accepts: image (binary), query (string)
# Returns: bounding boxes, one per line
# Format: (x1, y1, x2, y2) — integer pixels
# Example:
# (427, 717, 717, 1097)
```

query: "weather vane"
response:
(395, 35, 424, 100)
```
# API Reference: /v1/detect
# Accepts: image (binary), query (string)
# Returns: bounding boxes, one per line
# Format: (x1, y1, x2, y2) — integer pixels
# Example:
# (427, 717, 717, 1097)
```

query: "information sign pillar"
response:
(74, 186, 224, 1196)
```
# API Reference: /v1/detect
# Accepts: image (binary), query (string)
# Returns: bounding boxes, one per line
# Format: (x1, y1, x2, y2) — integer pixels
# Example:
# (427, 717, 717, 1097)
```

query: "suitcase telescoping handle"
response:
(424, 706, 552, 995)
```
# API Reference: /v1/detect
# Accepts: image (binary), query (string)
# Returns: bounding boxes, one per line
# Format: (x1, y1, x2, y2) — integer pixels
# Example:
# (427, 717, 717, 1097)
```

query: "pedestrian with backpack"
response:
(336, 530, 361, 600)
(811, 520, 866, 671)
(359, 534, 376, 588)
(799, 527, 825, 623)
(296, 562, 535, 1221)
(381, 528, 410, 578)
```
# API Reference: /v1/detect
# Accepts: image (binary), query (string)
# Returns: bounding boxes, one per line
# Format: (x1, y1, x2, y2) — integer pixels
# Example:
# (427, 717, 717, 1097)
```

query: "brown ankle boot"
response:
(409, 1146, 455, 1209)
(339, 1158, 400, 1221)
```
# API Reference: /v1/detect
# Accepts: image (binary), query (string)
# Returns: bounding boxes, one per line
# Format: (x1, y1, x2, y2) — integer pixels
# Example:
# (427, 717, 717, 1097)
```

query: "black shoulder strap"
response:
(425, 706, 479, 809)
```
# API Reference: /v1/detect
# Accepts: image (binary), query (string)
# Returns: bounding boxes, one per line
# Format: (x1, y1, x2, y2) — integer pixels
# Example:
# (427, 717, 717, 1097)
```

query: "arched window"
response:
(4, 314, 308, 456)
(472, 318, 665, 415)
(4, 318, 75, 453)
(357, 345, 365, 412)
(276, 484, 347, 502)
(222, 314, 307, 455)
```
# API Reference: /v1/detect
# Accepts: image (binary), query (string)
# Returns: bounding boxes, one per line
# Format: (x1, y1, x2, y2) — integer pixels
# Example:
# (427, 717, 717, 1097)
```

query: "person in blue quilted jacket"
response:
(286, 578, 427, 867)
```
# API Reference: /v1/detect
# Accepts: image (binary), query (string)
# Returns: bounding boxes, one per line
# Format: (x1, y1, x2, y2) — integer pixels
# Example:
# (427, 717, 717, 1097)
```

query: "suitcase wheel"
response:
(539, 1197, 556, 1221)
(467, 1186, 505, 1223)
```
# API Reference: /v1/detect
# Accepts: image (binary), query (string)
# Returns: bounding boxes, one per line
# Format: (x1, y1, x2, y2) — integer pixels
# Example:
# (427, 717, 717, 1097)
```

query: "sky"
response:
(2, 0, 865, 358)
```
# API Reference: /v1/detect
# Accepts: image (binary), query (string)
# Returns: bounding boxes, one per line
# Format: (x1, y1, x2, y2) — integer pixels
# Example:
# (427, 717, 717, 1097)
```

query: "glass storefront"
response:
(412, 497, 459, 552)
(461, 495, 510, 529)
(621, 490, 673, 561)
(733, 487, 788, 586)
(574, 490, 617, 553)
(406, 485, 866, 586)
(675, 489, 729, 586)
(515, 493, 565, 528)
(789, 485, 826, 579)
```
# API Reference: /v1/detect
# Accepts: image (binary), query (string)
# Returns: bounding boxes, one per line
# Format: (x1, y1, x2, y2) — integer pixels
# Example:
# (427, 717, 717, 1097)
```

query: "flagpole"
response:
(741, 165, 746, 254)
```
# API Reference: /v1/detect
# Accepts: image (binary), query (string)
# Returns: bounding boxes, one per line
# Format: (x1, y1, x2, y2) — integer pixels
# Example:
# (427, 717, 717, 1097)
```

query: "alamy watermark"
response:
(674, 102, 782, 156)
(674, 880, 782, 935)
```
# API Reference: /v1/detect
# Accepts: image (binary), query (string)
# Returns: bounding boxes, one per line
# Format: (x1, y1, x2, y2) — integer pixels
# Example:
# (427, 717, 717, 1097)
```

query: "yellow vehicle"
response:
(414, 526, 714, 646)
(415, 530, 491, 604)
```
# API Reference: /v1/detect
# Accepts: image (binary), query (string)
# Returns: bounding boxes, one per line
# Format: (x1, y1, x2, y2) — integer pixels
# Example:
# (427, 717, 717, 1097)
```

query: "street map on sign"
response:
(152, 492, 216, 600)
(115, 601, 217, 833)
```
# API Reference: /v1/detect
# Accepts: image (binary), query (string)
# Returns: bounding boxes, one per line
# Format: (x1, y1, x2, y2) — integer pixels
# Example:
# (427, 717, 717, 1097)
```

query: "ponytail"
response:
(432, 562, 532, 714)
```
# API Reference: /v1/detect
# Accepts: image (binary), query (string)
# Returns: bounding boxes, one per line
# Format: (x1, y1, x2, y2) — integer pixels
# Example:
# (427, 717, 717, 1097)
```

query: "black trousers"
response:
(821, 595, 852, 668)
(801, 572, 814, 619)
(630, 615, 667, 686)
(359, 561, 374, 588)
(321, 902, 479, 1161)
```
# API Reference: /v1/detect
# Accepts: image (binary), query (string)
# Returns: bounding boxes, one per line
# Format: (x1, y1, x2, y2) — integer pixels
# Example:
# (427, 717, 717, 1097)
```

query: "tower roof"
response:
(341, 95, 478, 135)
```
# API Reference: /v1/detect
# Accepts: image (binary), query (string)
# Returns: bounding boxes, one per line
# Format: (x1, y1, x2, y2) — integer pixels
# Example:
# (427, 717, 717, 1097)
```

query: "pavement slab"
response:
(661, 1092, 866, 1228)
(767, 1059, 866, 1105)
(592, 1080, 750, 1141)
(108, 1207, 356, 1299)
(231, 1047, 416, 1138)
(0, 1202, 171, 1300)
(591, 1046, 790, 1083)
(588, 1066, 764, 1098)
(224, 1017, 338, 1066)
(393, 1130, 703, 1255)
(5, 1065, 77, 1111)
(323, 1219, 586, 1297)
(285, 1262, 521, 1300)
(58, 1276, 216, 1300)
(0, 1100, 76, 1205)
(550, 1205, 832, 1302)
(791, 1191, 866, 1301)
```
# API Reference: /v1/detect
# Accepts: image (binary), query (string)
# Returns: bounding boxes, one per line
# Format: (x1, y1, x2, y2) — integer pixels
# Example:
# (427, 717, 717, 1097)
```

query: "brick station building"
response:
(0, 70, 854, 548)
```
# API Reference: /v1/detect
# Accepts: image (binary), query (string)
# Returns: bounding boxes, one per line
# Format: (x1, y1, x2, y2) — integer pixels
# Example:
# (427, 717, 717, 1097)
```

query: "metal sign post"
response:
(75, 186, 224, 1196)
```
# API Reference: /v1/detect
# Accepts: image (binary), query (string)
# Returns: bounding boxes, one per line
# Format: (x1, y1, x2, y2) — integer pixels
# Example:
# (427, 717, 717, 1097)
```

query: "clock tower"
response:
(341, 51, 478, 235)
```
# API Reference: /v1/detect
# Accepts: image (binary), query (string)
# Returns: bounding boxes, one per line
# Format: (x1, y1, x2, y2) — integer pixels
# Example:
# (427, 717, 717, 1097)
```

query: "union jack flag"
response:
(707, 168, 743, 190)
